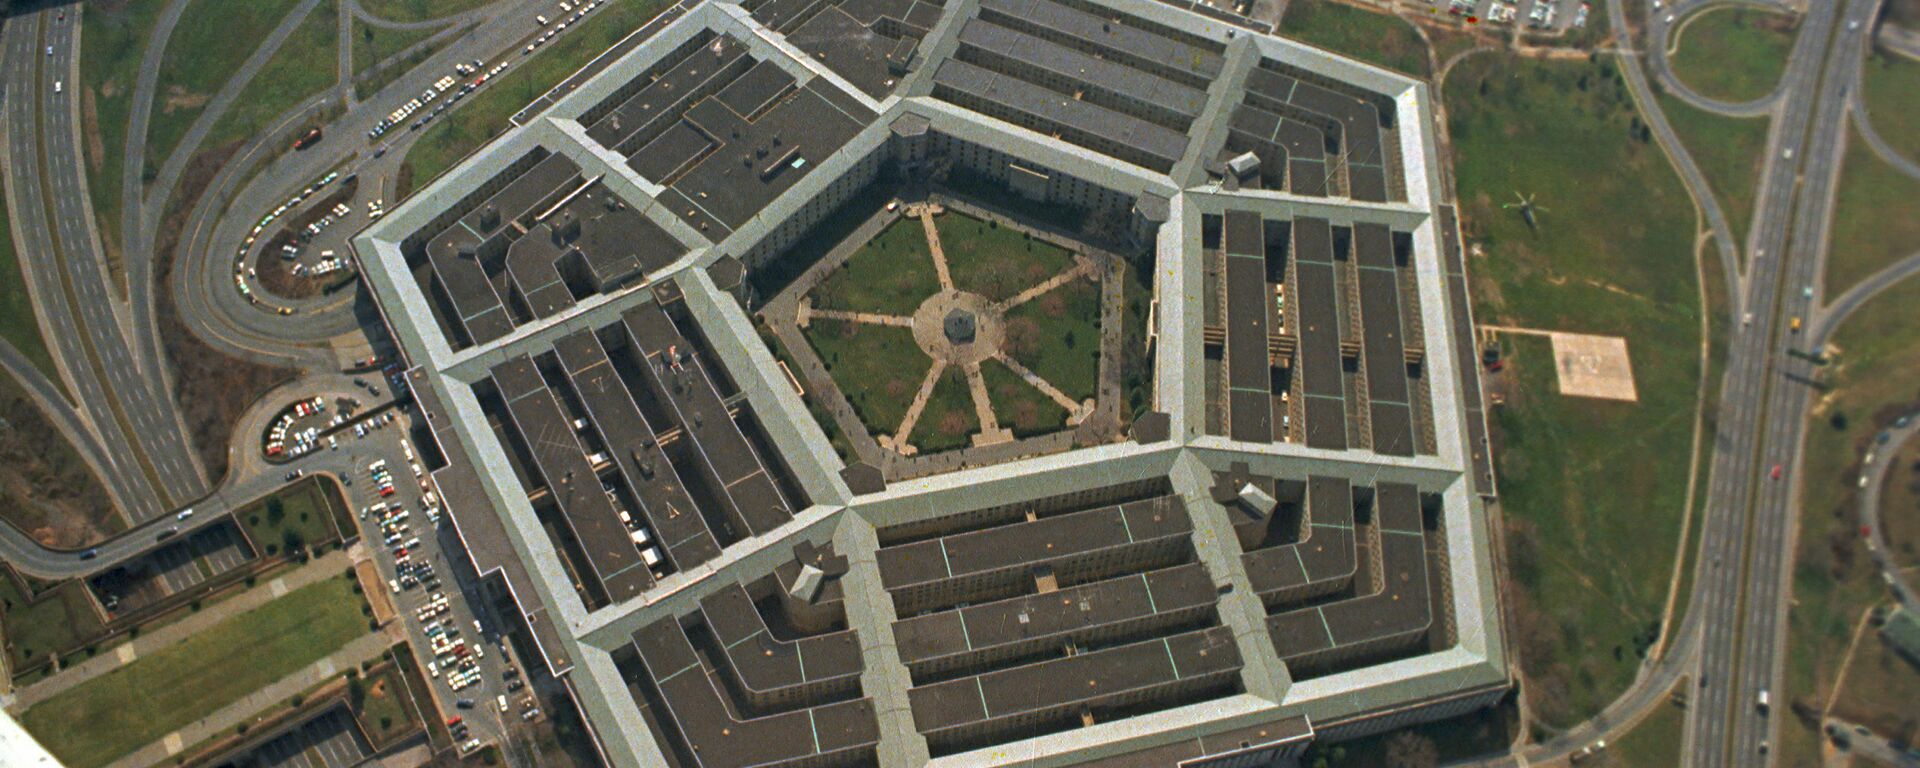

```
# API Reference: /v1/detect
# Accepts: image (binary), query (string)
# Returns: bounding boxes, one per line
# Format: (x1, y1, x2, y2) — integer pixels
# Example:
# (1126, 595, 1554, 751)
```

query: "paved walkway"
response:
(995, 353, 1087, 421)
(962, 362, 1012, 446)
(1000, 257, 1094, 310)
(6, 550, 355, 712)
(918, 204, 955, 290)
(801, 303, 913, 328)
(101, 631, 391, 768)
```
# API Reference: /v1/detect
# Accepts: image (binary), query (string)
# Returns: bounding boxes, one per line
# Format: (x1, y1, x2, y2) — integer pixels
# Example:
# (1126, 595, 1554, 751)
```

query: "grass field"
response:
(910, 366, 977, 453)
(21, 573, 371, 768)
(353, 18, 446, 101)
(1778, 273, 1920, 765)
(1668, 5, 1796, 103)
(1279, 0, 1429, 78)
(0, 571, 107, 675)
(1004, 276, 1102, 404)
(79, 0, 168, 281)
(359, 0, 494, 23)
(1655, 89, 1769, 247)
(1824, 126, 1920, 296)
(812, 218, 939, 316)
(1446, 53, 1702, 730)
(355, 666, 418, 747)
(1860, 50, 1920, 164)
(204, 0, 340, 151)
(398, 0, 670, 195)
(145, 0, 306, 175)
(238, 476, 349, 558)
(803, 319, 929, 438)
(0, 177, 56, 379)
(940, 213, 1076, 303)
(1594, 690, 1687, 767)
(982, 358, 1069, 437)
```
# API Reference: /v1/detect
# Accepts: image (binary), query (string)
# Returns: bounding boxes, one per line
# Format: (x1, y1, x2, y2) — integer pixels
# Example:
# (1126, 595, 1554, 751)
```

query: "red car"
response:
(1769, 464, 1783, 480)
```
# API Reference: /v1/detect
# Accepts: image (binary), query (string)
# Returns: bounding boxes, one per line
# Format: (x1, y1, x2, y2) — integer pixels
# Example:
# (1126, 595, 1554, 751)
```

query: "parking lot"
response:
(241, 706, 371, 768)
(1434, 0, 1593, 32)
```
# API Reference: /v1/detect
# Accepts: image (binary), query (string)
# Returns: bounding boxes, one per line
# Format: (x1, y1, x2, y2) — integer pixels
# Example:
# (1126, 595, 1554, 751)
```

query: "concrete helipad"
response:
(1551, 332, 1638, 401)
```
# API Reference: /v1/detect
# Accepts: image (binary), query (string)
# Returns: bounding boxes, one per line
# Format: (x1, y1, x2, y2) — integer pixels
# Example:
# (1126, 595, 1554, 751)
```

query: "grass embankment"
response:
(21, 574, 372, 768)
(358, 0, 494, 23)
(1446, 53, 1702, 729)
(0, 569, 107, 676)
(78, 0, 167, 284)
(352, 17, 448, 101)
(203, 0, 340, 151)
(941, 213, 1075, 303)
(803, 320, 929, 438)
(144, 0, 306, 175)
(1860, 50, 1920, 164)
(1882, 436, 1920, 572)
(1778, 271, 1920, 765)
(1279, 0, 1430, 78)
(1668, 5, 1796, 103)
(1654, 90, 1769, 247)
(1004, 277, 1101, 404)
(911, 367, 978, 453)
(0, 177, 55, 378)
(1593, 686, 1688, 767)
(812, 218, 938, 316)
(398, 0, 671, 196)
(0, 372, 121, 547)
(1824, 126, 1920, 296)
(238, 475, 352, 558)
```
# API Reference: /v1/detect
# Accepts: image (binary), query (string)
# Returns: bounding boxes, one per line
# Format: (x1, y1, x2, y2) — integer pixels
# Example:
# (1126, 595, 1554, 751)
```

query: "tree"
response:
(1384, 731, 1439, 768)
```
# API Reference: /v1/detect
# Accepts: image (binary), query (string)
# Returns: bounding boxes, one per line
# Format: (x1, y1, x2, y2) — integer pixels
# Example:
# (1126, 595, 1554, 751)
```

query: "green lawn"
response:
(1446, 53, 1702, 730)
(812, 218, 939, 316)
(1861, 50, 1920, 165)
(353, 18, 446, 101)
(79, 0, 168, 278)
(1824, 126, 1920, 296)
(910, 366, 977, 453)
(359, 0, 494, 23)
(939, 213, 1076, 303)
(21, 574, 371, 768)
(981, 358, 1069, 438)
(1654, 90, 1769, 248)
(238, 476, 349, 558)
(354, 666, 418, 747)
(0, 572, 106, 676)
(1596, 690, 1687, 767)
(1881, 437, 1920, 572)
(1279, 0, 1429, 78)
(803, 319, 930, 438)
(1668, 6, 1796, 103)
(145, 0, 307, 173)
(1778, 272, 1920, 766)
(399, 0, 671, 195)
(1004, 276, 1102, 404)
(0, 177, 56, 379)
(204, 0, 340, 151)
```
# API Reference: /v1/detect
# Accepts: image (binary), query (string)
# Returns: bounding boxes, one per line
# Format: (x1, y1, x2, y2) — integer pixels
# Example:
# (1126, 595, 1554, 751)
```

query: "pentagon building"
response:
(353, 0, 1508, 764)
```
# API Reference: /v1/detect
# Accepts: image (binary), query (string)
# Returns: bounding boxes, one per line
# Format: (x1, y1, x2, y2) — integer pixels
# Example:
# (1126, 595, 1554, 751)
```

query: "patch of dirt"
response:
(1891, 0, 1920, 28)
(0, 387, 120, 548)
(160, 85, 210, 114)
(154, 142, 300, 484)
(81, 88, 106, 173)
(252, 180, 361, 300)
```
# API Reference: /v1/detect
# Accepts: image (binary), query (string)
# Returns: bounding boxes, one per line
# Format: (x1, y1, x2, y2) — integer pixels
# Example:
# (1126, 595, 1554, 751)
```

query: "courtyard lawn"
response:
(1655, 90, 1769, 247)
(238, 475, 351, 558)
(0, 573, 106, 677)
(938, 213, 1077, 303)
(79, 0, 168, 281)
(1447, 53, 1702, 730)
(145, 0, 307, 173)
(353, 17, 446, 101)
(1777, 273, 1920, 766)
(399, 0, 671, 195)
(803, 319, 930, 438)
(1668, 6, 1796, 103)
(981, 358, 1069, 437)
(812, 218, 940, 316)
(21, 574, 371, 768)
(1824, 126, 1920, 296)
(1279, 0, 1429, 78)
(910, 366, 978, 453)
(1004, 276, 1103, 404)
(204, 0, 340, 151)
(1861, 51, 1920, 165)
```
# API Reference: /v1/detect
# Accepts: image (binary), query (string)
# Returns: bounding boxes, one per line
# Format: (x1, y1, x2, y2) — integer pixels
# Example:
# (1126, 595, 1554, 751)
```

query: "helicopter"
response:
(1502, 191, 1549, 231)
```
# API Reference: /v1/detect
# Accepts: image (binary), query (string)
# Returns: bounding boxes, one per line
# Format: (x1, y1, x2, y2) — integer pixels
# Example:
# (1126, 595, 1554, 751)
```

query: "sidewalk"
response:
(7, 550, 356, 712)
(101, 631, 391, 768)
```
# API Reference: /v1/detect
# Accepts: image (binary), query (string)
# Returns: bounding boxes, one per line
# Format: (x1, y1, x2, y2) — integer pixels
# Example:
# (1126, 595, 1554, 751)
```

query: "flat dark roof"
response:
(664, 81, 869, 233)
(1066, 715, 1313, 767)
(631, 615, 879, 767)
(907, 626, 1241, 735)
(1222, 210, 1273, 444)
(550, 328, 726, 572)
(876, 496, 1190, 591)
(1292, 218, 1346, 451)
(715, 59, 798, 118)
(697, 584, 863, 697)
(1354, 223, 1414, 456)
(621, 303, 795, 538)
(490, 355, 654, 603)
(892, 563, 1217, 668)
(1242, 476, 1355, 601)
(586, 36, 750, 154)
(957, 19, 1209, 120)
(1440, 205, 1496, 495)
(932, 59, 1189, 171)
(1266, 482, 1431, 661)
(787, 6, 906, 99)
(978, 0, 1223, 86)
